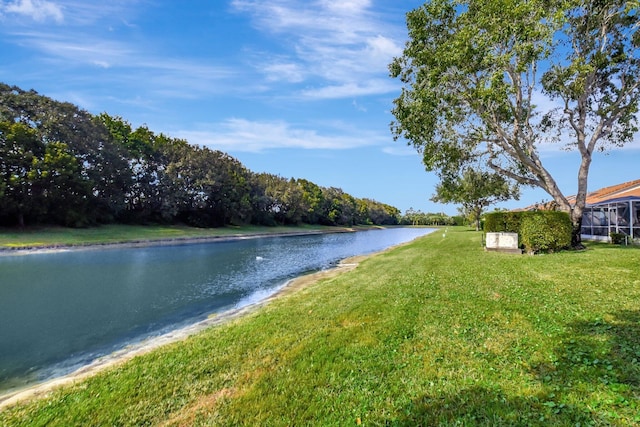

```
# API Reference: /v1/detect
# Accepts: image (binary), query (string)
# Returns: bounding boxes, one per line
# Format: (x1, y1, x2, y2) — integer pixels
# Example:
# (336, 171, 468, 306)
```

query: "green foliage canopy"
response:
(0, 83, 400, 228)
(390, 0, 640, 246)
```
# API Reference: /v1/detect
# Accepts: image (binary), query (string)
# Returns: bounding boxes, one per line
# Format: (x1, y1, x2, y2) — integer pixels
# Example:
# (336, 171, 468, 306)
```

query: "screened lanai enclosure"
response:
(517, 180, 640, 243)
(581, 197, 640, 241)
(575, 179, 640, 242)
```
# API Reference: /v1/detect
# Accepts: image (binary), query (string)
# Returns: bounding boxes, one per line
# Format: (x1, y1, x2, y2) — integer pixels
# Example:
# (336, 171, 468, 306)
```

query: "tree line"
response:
(400, 208, 458, 226)
(0, 83, 400, 228)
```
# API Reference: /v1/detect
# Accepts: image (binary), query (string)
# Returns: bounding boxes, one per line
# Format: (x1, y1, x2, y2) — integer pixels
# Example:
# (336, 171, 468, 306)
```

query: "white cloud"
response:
(232, 0, 405, 99)
(262, 60, 306, 83)
(352, 99, 367, 112)
(5, 29, 236, 97)
(382, 144, 419, 156)
(320, 0, 371, 14)
(300, 79, 398, 99)
(2, 0, 63, 22)
(8, 31, 133, 67)
(2, 1, 138, 26)
(366, 35, 402, 60)
(174, 118, 388, 152)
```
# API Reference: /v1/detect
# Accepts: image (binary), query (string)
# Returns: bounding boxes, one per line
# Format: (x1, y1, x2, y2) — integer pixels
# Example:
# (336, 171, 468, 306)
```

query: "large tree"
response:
(390, 0, 640, 246)
(432, 168, 518, 230)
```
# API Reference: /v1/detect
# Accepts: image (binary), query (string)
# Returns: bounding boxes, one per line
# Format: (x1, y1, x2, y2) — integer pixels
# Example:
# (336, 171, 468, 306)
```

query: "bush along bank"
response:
(485, 211, 572, 254)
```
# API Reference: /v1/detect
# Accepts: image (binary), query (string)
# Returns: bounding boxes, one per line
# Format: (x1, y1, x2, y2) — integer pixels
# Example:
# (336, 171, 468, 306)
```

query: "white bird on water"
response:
(256, 256, 264, 261)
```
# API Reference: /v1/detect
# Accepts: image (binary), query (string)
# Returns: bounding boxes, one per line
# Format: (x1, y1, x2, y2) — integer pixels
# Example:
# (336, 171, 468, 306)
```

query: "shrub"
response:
(520, 211, 572, 254)
(504, 211, 523, 233)
(484, 210, 572, 253)
(451, 215, 466, 226)
(484, 212, 507, 232)
(609, 232, 627, 245)
(484, 211, 522, 233)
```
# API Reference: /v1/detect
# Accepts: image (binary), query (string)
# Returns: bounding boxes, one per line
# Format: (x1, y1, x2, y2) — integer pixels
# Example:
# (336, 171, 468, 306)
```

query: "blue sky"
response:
(0, 0, 638, 216)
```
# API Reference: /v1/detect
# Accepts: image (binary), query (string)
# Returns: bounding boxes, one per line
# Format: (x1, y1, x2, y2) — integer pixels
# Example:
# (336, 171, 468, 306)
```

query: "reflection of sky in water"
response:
(0, 228, 433, 390)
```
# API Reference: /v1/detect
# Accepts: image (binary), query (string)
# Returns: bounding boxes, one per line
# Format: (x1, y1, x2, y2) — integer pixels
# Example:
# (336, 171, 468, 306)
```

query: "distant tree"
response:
(390, 0, 640, 247)
(166, 145, 252, 227)
(320, 187, 358, 226)
(99, 114, 170, 222)
(0, 121, 44, 226)
(403, 208, 420, 225)
(297, 179, 325, 224)
(354, 198, 396, 225)
(451, 214, 467, 227)
(29, 141, 92, 226)
(252, 174, 305, 225)
(34, 102, 130, 222)
(0, 84, 131, 224)
(401, 209, 453, 226)
(431, 169, 518, 231)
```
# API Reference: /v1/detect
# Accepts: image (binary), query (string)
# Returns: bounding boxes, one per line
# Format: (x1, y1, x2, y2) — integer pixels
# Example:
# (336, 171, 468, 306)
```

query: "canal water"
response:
(0, 227, 434, 392)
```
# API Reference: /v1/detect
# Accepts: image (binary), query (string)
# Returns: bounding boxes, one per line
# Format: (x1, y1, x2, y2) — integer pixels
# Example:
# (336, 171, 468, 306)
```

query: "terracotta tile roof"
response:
(567, 179, 640, 206)
(518, 179, 640, 211)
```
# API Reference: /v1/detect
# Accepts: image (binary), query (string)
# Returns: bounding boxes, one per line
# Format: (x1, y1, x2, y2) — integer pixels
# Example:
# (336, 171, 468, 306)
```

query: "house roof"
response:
(567, 179, 640, 206)
(518, 179, 640, 211)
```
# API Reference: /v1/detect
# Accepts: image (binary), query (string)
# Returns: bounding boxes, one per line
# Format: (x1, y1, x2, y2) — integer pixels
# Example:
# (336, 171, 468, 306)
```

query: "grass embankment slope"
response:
(1, 228, 639, 426)
(0, 224, 348, 250)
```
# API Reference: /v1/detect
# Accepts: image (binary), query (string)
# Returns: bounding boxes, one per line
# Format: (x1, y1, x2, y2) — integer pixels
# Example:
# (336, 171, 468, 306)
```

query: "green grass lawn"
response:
(1, 228, 639, 426)
(0, 224, 344, 249)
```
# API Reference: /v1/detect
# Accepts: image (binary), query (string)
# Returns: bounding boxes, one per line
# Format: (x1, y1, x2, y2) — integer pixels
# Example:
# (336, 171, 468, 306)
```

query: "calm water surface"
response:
(0, 227, 434, 392)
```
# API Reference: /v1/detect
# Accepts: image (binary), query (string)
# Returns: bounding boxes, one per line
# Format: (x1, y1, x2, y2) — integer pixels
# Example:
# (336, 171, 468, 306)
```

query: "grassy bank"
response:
(0, 224, 351, 250)
(1, 228, 639, 425)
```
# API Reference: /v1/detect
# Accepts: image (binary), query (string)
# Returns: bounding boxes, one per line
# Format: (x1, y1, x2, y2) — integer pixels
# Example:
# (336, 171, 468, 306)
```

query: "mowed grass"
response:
(0, 224, 340, 249)
(1, 228, 639, 426)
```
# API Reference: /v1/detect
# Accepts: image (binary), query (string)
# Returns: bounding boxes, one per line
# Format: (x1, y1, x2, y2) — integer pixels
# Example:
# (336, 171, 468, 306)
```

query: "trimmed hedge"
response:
(484, 211, 572, 253)
(520, 211, 572, 253)
(483, 211, 522, 233)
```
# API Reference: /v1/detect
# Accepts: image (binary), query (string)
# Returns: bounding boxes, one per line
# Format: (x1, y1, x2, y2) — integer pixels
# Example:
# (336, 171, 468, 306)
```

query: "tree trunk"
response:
(570, 146, 591, 250)
(570, 208, 585, 249)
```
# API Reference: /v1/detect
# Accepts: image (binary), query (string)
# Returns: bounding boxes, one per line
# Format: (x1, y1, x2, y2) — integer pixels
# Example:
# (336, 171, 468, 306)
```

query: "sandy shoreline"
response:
(0, 245, 365, 410)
